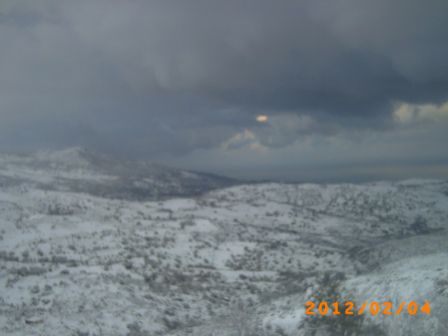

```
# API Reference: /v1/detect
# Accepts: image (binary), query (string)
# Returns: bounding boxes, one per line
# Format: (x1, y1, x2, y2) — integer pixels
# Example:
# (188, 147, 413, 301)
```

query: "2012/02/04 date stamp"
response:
(305, 301, 431, 316)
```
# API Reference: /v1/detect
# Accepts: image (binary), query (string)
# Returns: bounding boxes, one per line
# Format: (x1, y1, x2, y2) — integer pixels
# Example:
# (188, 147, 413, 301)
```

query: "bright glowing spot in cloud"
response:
(256, 115, 269, 123)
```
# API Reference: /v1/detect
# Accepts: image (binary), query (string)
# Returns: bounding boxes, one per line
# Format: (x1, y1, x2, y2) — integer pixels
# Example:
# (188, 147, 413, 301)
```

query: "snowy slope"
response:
(0, 147, 237, 200)
(0, 152, 447, 335)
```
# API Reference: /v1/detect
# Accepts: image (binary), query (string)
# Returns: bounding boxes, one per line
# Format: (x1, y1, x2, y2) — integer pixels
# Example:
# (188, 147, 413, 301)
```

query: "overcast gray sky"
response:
(1, 0, 447, 181)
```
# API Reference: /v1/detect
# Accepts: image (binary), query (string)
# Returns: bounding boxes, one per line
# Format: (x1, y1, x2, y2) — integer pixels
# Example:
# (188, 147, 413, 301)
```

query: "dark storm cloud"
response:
(0, 0, 448, 162)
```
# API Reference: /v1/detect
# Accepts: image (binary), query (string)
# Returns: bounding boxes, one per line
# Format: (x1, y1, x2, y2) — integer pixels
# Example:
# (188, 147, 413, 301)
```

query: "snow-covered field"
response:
(1, 150, 447, 335)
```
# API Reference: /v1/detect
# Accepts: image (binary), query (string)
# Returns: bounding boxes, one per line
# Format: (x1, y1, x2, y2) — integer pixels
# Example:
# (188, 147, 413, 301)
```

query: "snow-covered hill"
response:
(0, 147, 237, 200)
(0, 152, 447, 335)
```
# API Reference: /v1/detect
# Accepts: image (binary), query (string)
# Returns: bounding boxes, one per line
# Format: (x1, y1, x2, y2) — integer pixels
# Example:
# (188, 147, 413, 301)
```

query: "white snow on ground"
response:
(0, 150, 447, 335)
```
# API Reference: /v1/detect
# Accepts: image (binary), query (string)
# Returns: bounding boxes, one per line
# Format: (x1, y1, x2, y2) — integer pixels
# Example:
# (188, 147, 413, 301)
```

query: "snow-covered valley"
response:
(1, 150, 447, 335)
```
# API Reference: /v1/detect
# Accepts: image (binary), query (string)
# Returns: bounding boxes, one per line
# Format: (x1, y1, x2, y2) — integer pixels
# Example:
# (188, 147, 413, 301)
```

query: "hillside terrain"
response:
(0, 150, 447, 335)
(0, 148, 236, 200)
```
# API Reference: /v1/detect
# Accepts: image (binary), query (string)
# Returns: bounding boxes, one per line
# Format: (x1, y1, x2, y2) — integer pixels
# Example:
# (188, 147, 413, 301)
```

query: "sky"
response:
(0, 0, 447, 181)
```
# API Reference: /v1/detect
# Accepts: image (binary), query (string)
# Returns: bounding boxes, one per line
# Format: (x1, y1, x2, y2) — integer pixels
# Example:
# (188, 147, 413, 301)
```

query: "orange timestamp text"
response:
(305, 301, 431, 316)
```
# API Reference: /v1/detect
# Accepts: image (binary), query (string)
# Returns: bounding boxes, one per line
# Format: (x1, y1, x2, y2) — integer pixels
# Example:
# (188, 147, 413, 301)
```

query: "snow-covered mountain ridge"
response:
(0, 148, 237, 200)
(0, 150, 447, 335)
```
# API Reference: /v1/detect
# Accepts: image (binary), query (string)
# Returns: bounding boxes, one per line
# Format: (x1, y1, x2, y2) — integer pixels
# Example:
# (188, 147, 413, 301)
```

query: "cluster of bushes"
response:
(300, 272, 386, 336)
